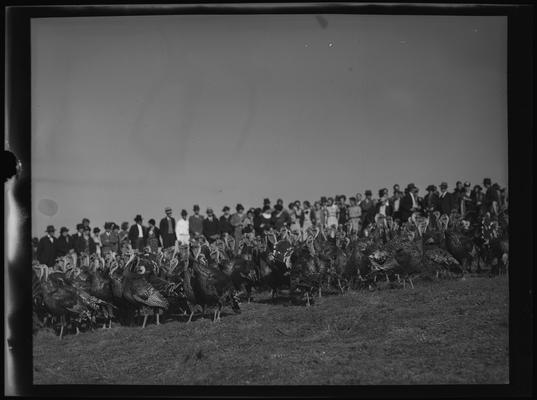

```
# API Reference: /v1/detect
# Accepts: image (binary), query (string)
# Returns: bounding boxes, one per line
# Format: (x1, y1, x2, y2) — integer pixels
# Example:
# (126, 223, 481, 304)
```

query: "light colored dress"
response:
(347, 205, 362, 233)
(175, 219, 190, 245)
(147, 228, 159, 253)
(301, 209, 313, 233)
(326, 205, 339, 228)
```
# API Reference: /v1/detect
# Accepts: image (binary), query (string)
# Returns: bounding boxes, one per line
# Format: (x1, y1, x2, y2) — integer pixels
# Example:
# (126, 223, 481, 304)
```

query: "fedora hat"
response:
(134, 214, 143, 222)
(45, 225, 55, 233)
(440, 182, 448, 189)
(426, 185, 436, 192)
(60, 226, 69, 233)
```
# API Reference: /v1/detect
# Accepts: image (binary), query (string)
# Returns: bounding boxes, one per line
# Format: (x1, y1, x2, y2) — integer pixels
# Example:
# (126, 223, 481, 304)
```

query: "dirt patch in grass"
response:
(33, 275, 509, 385)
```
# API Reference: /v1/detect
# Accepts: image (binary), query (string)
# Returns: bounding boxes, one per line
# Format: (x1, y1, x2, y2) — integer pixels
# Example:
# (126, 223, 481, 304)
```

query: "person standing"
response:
(400, 184, 421, 222)
(189, 205, 204, 238)
(338, 195, 348, 229)
(300, 201, 316, 234)
(314, 200, 326, 228)
(272, 203, 291, 231)
(230, 204, 246, 253)
(159, 207, 177, 249)
(324, 197, 338, 228)
(100, 222, 119, 255)
(438, 182, 456, 215)
(452, 181, 465, 214)
(147, 219, 161, 253)
(347, 197, 361, 234)
(37, 225, 57, 267)
(128, 214, 147, 253)
(219, 206, 234, 236)
(175, 210, 190, 246)
(119, 221, 129, 242)
(203, 208, 221, 243)
(460, 182, 473, 218)
(55, 227, 73, 257)
(242, 209, 255, 240)
(92, 227, 102, 256)
(258, 205, 273, 236)
(375, 188, 392, 217)
(390, 190, 402, 222)
(484, 180, 500, 216)
(359, 191, 375, 228)
(423, 185, 440, 216)
(82, 226, 97, 255)
(72, 223, 86, 256)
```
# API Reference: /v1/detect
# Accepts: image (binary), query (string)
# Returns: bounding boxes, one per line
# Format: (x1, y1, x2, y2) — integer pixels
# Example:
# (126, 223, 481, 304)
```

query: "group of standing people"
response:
(34, 177, 507, 267)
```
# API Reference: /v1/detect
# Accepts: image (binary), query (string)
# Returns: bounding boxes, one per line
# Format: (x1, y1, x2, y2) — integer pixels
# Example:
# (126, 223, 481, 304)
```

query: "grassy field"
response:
(33, 275, 509, 385)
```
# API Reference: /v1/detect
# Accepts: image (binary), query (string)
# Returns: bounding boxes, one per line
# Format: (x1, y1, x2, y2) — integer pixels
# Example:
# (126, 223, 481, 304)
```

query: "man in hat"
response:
(219, 206, 234, 236)
(55, 226, 73, 257)
(159, 207, 177, 249)
(128, 215, 148, 252)
(263, 198, 271, 208)
(203, 207, 220, 243)
(423, 185, 440, 216)
(189, 205, 204, 238)
(100, 222, 119, 255)
(37, 225, 57, 267)
(438, 182, 456, 215)
(375, 188, 392, 217)
(400, 183, 421, 222)
(72, 223, 86, 255)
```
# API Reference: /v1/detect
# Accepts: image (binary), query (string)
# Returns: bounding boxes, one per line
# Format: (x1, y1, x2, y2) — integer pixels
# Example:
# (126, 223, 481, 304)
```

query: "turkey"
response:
(120, 254, 170, 328)
(443, 217, 475, 273)
(33, 265, 93, 339)
(367, 214, 426, 289)
(137, 252, 186, 319)
(183, 247, 241, 322)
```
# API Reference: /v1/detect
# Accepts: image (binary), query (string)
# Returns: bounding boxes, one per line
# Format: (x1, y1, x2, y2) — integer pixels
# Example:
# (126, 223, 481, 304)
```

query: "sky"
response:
(31, 14, 507, 236)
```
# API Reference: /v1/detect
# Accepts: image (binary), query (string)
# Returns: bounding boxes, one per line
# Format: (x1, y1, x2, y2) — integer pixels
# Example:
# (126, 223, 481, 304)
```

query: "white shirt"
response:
(137, 224, 143, 238)
(175, 218, 189, 237)
(379, 203, 387, 216)
(410, 193, 417, 208)
(393, 198, 400, 212)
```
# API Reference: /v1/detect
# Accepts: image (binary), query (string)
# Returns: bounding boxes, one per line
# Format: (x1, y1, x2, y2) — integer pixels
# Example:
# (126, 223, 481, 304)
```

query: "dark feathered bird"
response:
(188, 255, 241, 322)
(121, 255, 169, 327)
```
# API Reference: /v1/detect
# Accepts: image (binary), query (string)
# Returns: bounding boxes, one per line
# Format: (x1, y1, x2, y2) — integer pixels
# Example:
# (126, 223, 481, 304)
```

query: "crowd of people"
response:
(33, 178, 507, 267)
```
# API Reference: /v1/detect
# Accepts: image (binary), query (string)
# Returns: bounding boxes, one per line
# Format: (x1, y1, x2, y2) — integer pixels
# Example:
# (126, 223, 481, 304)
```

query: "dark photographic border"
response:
(4, 1, 533, 397)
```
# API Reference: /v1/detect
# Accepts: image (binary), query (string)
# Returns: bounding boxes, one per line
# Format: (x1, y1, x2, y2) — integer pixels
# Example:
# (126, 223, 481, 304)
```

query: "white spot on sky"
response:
(305, 43, 309, 48)
(328, 42, 333, 47)
(400, 40, 407, 44)
(473, 28, 479, 32)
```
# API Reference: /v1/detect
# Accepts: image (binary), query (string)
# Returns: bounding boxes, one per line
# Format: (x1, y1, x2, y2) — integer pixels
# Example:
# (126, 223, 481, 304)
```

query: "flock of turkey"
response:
(32, 210, 509, 339)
